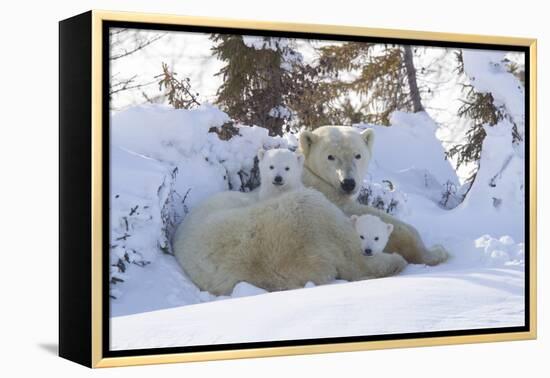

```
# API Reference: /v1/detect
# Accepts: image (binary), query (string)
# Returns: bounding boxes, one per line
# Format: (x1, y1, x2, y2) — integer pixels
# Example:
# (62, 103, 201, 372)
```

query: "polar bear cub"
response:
(351, 214, 394, 257)
(258, 148, 304, 201)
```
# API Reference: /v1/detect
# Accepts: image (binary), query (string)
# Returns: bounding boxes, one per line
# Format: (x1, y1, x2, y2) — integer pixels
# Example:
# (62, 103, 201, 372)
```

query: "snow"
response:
(242, 36, 290, 51)
(415, 47, 525, 183)
(109, 104, 525, 349)
(269, 105, 293, 119)
(111, 103, 292, 193)
(355, 111, 461, 214)
(109, 103, 295, 302)
(447, 120, 525, 240)
(108, 47, 526, 350)
(414, 47, 478, 182)
(109, 30, 525, 183)
(111, 104, 230, 163)
(109, 147, 177, 297)
(111, 266, 524, 350)
(361, 111, 459, 186)
(474, 235, 524, 267)
(241, 36, 303, 71)
(462, 49, 525, 126)
(231, 282, 268, 298)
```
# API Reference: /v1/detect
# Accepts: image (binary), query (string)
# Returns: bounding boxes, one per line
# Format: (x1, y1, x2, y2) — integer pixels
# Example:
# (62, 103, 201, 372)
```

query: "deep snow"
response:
(111, 266, 524, 350)
(108, 47, 526, 350)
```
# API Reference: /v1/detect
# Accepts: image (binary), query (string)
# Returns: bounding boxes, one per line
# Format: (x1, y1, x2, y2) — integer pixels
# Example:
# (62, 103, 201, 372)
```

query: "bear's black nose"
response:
(274, 175, 283, 183)
(340, 178, 356, 193)
(364, 248, 373, 256)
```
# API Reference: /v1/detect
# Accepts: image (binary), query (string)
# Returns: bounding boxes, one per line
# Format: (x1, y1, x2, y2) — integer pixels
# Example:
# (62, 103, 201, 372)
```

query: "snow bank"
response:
(111, 104, 294, 194)
(357, 181, 408, 215)
(109, 103, 525, 347)
(111, 104, 230, 163)
(416, 47, 525, 183)
(474, 235, 524, 267)
(462, 49, 525, 127)
(109, 104, 295, 303)
(111, 266, 524, 350)
(446, 50, 526, 240)
(372, 111, 458, 185)
(447, 120, 525, 240)
(109, 147, 177, 298)
(356, 111, 460, 213)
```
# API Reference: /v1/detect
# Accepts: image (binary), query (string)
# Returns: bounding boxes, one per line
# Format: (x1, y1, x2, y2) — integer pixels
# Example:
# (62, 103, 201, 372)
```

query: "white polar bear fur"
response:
(351, 214, 394, 257)
(300, 126, 449, 265)
(257, 148, 303, 201)
(171, 124, 450, 295)
(173, 188, 407, 295)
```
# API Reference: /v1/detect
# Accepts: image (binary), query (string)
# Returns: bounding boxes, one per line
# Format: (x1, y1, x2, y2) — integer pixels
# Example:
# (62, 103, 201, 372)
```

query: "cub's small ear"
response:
(361, 129, 375, 151)
(350, 215, 359, 225)
(257, 148, 266, 160)
(299, 130, 318, 158)
(387, 223, 394, 235)
(296, 153, 304, 164)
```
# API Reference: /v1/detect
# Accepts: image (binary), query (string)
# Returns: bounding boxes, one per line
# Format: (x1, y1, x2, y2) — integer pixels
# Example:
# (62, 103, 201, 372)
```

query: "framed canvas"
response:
(59, 10, 537, 368)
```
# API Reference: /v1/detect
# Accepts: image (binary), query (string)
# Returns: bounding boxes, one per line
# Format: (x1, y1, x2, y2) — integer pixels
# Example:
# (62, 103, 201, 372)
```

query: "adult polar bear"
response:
(173, 125, 446, 295)
(300, 126, 449, 265)
(173, 188, 406, 295)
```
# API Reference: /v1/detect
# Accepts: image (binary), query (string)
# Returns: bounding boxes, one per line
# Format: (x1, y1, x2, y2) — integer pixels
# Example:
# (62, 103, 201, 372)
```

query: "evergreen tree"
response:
(284, 63, 340, 129)
(316, 42, 426, 125)
(156, 63, 201, 109)
(210, 35, 299, 136)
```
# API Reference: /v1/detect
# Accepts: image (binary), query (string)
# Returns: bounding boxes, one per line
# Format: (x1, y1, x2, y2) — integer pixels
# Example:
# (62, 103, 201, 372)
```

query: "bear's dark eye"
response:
(355, 154, 361, 159)
(328, 155, 335, 161)
(285, 167, 290, 171)
(360, 235, 364, 240)
(269, 165, 274, 170)
(374, 237, 379, 241)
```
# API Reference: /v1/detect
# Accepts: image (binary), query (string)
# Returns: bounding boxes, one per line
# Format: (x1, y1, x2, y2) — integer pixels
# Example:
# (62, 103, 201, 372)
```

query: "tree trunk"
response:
(403, 45, 424, 113)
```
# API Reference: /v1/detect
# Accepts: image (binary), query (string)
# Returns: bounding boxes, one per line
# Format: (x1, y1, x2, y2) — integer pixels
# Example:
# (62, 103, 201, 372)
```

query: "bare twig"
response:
(110, 33, 164, 61)
(157, 63, 201, 109)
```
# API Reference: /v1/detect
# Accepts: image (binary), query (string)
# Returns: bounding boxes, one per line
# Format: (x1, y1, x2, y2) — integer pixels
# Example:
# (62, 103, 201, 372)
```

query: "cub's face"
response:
(351, 214, 393, 256)
(258, 149, 303, 190)
(299, 126, 374, 196)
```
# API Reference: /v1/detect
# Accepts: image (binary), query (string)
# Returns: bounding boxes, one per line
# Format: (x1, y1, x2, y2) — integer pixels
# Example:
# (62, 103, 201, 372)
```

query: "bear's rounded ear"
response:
(361, 129, 375, 151)
(299, 131, 318, 158)
(257, 148, 266, 160)
(296, 153, 304, 164)
(350, 215, 358, 225)
(386, 223, 394, 235)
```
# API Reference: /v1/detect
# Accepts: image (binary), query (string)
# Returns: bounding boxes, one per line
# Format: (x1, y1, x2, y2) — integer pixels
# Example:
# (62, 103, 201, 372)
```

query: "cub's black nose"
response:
(340, 178, 356, 193)
(274, 175, 283, 183)
(364, 249, 373, 256)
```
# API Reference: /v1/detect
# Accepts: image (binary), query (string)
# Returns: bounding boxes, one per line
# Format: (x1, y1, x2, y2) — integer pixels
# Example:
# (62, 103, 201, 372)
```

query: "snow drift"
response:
(108, 50, 525, 349)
